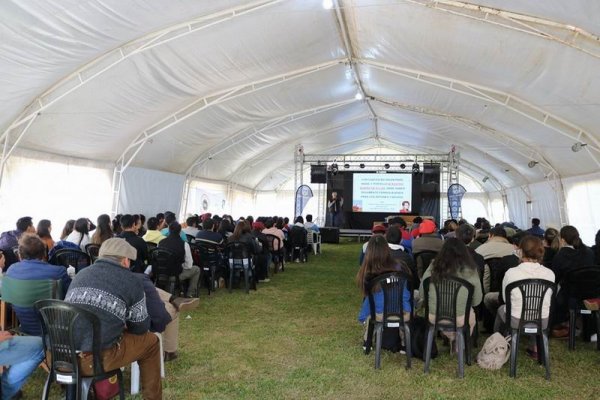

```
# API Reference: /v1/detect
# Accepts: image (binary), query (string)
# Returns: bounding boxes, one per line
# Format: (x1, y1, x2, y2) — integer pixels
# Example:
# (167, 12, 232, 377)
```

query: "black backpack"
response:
(411, 316, 438, 360)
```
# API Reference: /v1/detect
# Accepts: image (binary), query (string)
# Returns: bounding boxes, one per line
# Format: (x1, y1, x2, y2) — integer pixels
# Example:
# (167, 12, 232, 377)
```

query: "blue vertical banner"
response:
(294, 185, 313, 218)
(448, 183, 466, 220)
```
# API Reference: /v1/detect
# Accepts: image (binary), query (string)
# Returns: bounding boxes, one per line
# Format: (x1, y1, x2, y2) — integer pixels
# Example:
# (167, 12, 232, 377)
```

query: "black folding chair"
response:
(364, 272, 413, 370)
(423, 276, 474, 378)
(149, 247, 181, 296)
(84, 243, 101, 263)
(413, 251, 438, 280)
(504, 279, 555, 380)
(35, 299, 125, 400)
(265, 234, 285, 273)
(562, 266, 600, 350)
(191, 241, 222, 295)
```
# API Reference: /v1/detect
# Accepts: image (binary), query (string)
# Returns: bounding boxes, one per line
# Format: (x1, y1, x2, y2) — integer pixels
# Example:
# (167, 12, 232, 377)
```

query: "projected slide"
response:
(352, 173, 412, 213)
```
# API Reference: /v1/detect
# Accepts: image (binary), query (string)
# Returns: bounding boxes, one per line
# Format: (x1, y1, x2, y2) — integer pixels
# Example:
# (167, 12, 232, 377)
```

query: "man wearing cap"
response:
(411, 219, 443, 254)
(475, 226, 515, 260)
(65, 238, 162, 400)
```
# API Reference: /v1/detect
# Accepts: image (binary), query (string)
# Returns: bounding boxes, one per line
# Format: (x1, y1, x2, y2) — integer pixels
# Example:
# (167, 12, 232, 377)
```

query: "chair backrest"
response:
(48, 248, 92, 273)
(191, 241, 221, 268)
(504, 279, 555, 331)
(306, 231, 314, 245)
(563, 266, 600, 300)
(265, 234, 282, 253)
(35, 299, 106, 381)
(366, 272, 412, 325)
(289, 227, 307, 247)
(85, 243, 101, 263)
(185, 234, 195, 244)
(146, 241, 157, 253)
(423, 276, 474, 329)
(413, 251, 438, 279)
(224, 242, 252, 267)
(149, 247, 181, 277)
(485, 257, 509, 293)
(2, 277, 61, 307)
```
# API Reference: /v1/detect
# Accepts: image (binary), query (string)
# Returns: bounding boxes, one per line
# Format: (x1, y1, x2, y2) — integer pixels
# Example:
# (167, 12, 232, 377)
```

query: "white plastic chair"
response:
(306, 231, 321, 255)
(130, 332, 165, 395)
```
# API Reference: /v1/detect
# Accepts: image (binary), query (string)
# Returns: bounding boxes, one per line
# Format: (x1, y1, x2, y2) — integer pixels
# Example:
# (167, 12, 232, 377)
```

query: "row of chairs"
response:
(364, 271, 600, 379)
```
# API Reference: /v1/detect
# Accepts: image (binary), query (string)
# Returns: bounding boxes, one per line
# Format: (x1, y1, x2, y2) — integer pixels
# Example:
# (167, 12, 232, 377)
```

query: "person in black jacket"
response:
(118, 214, 148, 273)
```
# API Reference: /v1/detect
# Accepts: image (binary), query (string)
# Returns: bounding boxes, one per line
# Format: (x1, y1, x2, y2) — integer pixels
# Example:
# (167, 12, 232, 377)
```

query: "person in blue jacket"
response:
(356, 235, 412, 345)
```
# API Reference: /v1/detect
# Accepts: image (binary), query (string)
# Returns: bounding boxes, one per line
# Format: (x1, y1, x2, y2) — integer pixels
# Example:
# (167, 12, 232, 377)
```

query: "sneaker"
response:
(171, 297, 199, 312)
(583, 298, 600, 311)
(591, 333, 597, 342)
(218, 277, 226, 289)
(258, 278, 271, 283)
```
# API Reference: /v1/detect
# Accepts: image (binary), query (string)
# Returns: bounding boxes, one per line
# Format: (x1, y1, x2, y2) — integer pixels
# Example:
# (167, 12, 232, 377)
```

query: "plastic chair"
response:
(48, 248, 92, 273)
(413, 251, 438, 280)
(562, 266, 600, 350)
(289, 226, 308, 263)
(504, 279, 555, 380)
(364, 272, 412, 370)
(34, 299, 125, 400)
(191, 241, 222, 295)
(84, 243, 101, 263)
(146, 241, 157, 253)
(224, 242, 256, 294)
(149, 247, 181, 296)
(130, 332, 164, 395)
(422, 276, 474, 378)
(265, 234, 285, 273)
(306, 231, 321, 255)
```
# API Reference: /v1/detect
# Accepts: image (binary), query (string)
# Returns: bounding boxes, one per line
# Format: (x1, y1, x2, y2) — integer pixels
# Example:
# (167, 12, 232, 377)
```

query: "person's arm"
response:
(183, 242, 193, 269)
(141, 277, 172, 333)
(58, 267, 72, 297)
(126, 281, 151, 334)
(419, 265, 432, 301)
(470, 272, 483, 306)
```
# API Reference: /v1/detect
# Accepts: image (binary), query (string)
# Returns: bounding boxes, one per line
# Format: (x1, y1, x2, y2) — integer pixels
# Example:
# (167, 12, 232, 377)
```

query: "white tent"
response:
(1, 0, 599, 242)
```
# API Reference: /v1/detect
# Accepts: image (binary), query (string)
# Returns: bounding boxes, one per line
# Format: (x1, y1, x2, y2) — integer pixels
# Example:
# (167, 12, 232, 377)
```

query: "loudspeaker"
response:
(310, 164, 327, 184)
(320, 227, 340, 244)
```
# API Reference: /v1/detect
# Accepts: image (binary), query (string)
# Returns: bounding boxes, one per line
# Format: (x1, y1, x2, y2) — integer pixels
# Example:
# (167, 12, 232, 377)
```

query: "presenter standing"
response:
(328, 192, 344, 227)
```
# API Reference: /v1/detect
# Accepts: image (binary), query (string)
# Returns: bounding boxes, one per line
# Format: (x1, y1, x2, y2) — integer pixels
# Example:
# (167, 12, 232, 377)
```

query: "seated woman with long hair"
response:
(356, 235, 412, 345)
(419, 238, 482, 341)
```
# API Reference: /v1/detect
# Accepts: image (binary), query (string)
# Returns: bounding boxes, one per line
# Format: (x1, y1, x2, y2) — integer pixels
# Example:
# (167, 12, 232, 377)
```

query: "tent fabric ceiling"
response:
(2, 0, 600, 192)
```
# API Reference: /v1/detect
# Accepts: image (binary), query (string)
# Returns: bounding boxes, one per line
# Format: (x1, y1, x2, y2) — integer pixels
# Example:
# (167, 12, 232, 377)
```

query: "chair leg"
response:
(364, 321, 374, 355)
(404, 325, 412, 370)
(374, 325, 383, 369)
(131, 361, 140, 395)
(568, 309, 576, 350)
(80, 377, 92, 400)
(536, 335, 543, 365)
(456, 330, 465, 379)
(243, 266, 250, 294)
(465, 327, 472, 366)
(228, 266, 234, 293)
(542, 332, 551, 380)
(116, 369, 125, 400)
(423, 325, 435, 373)
(42, 373, 52, 400)
(509, 330, 519, 378)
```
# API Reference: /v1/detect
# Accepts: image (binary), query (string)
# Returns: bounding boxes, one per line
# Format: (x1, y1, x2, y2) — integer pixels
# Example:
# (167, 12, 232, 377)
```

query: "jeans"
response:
(0, 336, 45, 400)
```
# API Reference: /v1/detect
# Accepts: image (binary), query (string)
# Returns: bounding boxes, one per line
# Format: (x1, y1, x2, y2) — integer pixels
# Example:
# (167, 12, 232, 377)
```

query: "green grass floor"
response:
(27, 240, 600, 399)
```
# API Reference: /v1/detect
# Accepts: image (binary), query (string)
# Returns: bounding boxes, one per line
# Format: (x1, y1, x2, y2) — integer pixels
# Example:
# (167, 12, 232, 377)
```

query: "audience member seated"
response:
(160, 212, 187, 242)
(251, 222, 271, 283)
(217, 218, 234, 241)
(230, 220, 262, 256)
(455, 224, 485, 280)
(550, 225, 595, 335)
(91, 213, 114, 245)
(36, 219, 55, 255)
(156, 212, 166, 230)
(262, 218, 285, 250)
(65, 238, 162, 399)
(288, 217, 308, 262)
(0, 216, 36, 271)
(494, 235, 554, 357)
(387, 217, 413, 254)
(409, 216, 423, 238)
(64, 217, 91, 251)
(118, 214, 149, 273)
(195, 218, 224, 245)
(0, 331, 45, 399)
(304, 214, 320, 232)
(134, 271, 199, 362)
(475, 226, 514, 260)
(473, 219, 491, 248)
(60, 219, 75, 241)
(143, 217, 166, 245)
(412, 219, 443, 254)
(385, 226, 416, 285)
(5, 234, 71, 335)
(137, 214, 147, 237)
(357, 235, 411, 346)
(158, 222, 201, 298)
(593, 229, 600, 266)
(526, 218, 545, 238)
(183, 216, 200, 238)
(419, 238, 483, 342)
(541, 227, 559, 269)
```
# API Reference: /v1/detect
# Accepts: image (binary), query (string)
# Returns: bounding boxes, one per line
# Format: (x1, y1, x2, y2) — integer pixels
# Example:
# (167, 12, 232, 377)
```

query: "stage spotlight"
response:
(344, 163, 350, 169)
(331, 163, 338, 175)
(571, 142, 587, 152)
(528, 160, 539, 168)
(322, 0, 333, 9)
(384, 163, 390, 169)
(359, 163, 365, 169)
(412, 162, 420, 173)
(482, 176, 489, 183)
(400, 163, 406, 170)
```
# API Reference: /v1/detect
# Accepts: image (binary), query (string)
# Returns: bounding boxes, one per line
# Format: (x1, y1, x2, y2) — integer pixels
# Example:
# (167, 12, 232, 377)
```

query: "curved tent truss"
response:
(1, 0, 600, 228)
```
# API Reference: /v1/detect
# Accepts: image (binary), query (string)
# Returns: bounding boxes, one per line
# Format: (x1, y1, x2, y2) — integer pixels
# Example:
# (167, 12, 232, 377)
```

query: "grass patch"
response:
(26, 240, 600, 399)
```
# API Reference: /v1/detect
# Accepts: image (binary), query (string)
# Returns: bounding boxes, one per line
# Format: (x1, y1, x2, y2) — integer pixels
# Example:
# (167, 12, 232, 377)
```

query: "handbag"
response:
(476, 332, 511, 370)
(93, 374, 120, 400)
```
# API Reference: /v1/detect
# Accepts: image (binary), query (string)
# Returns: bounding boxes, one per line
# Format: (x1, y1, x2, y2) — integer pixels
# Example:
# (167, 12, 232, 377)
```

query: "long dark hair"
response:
(356, 235, 397, 296)
(92, 214, 113, 245)
(560, 225, 582, 248)
(60, 219, 75, 240)
(37, 219, 52, 239)
(230, 221, 250, 242)
(74, 218, 89, 246)
(431, 238, 476, 281)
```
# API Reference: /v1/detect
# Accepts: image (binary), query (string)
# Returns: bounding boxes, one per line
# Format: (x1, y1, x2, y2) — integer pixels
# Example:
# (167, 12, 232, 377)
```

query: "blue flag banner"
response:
(294, 185, 314, 217)
(448, 183, 466, 220)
